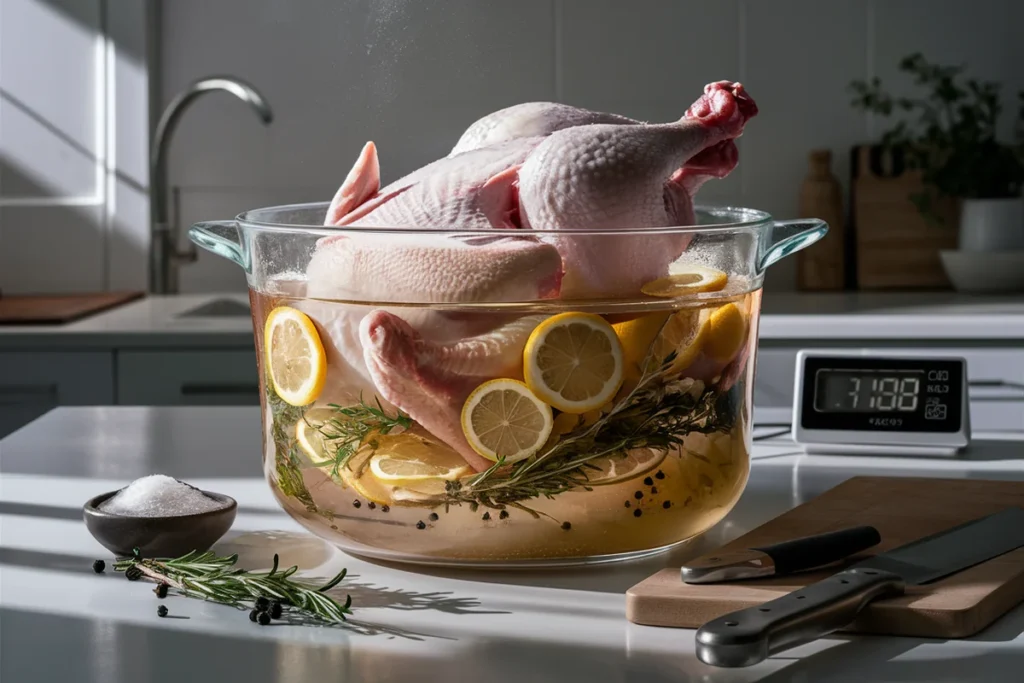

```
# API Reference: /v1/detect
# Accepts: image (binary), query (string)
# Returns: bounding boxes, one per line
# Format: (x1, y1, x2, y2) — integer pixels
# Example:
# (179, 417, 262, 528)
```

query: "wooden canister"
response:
(797, 150, 846, 290)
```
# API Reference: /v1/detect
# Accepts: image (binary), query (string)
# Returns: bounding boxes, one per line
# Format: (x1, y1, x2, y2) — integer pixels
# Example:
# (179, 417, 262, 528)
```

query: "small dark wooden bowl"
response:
(83, 489, 237, 558)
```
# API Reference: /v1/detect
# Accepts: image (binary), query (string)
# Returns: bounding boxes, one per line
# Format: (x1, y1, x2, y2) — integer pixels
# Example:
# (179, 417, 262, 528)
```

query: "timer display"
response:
(814, 370, 924, 413)
(796, 354, 966, 436)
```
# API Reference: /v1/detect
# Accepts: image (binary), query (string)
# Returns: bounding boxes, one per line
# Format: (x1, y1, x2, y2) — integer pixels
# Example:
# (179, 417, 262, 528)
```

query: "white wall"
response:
(0, 0, 151, 294)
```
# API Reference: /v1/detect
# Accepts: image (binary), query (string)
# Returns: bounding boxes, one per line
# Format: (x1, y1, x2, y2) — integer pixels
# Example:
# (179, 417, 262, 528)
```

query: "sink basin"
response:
(176, 298, 251, 318)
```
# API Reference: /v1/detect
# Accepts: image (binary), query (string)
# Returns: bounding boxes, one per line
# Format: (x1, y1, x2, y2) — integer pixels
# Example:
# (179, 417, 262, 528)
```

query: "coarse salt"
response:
(99, 474, 224, 517)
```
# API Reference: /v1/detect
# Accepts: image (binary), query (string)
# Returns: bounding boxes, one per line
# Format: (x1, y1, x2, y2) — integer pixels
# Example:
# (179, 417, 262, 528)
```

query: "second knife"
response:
(681, 525, 882, 584)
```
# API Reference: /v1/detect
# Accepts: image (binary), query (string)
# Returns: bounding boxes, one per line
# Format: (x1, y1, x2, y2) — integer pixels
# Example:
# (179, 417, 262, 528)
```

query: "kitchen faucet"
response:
(149, 77, 273, 294)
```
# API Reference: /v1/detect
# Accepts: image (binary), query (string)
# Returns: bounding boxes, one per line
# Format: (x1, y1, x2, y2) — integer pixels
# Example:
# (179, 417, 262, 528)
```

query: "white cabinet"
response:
(116, 349, 260, 406)
(0, 352, 114, 437)
(752, 345, 1024, 432)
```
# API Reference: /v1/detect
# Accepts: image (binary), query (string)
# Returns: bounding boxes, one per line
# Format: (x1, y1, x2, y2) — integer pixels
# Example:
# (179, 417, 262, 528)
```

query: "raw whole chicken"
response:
(305, 81, 758, 470)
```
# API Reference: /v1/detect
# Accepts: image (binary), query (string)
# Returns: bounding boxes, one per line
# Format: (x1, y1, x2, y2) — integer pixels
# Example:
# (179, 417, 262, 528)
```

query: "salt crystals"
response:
(99, 475, 224, 517)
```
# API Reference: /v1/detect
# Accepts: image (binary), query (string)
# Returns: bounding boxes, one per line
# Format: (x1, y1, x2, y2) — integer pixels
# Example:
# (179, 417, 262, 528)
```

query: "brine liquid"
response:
(251, 286, 759, 564)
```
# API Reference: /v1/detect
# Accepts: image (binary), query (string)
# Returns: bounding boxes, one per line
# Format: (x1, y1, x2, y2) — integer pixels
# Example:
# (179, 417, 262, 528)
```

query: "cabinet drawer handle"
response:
(180, 383, 259, 396)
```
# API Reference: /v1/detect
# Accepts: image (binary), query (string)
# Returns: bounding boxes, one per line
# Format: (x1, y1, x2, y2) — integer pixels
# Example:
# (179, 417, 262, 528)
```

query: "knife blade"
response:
(681, 525, 881, 583)
(695, 507, 1024, 668)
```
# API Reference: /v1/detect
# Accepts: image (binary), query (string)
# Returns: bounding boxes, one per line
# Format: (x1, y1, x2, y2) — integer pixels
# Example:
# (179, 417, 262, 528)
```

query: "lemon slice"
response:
(294, 407, 347, 463)
(584, 448, 668, 486)
(523, 312, 624, 414)
(336, 447, 395, 505)
(264, 306, 327, 406)
(614, 310, 707, 380)
(461, 379, 553, 463)
(703, 303, 749, 363)
(641, 266, 729, 298)
(369, 441, 470, 486)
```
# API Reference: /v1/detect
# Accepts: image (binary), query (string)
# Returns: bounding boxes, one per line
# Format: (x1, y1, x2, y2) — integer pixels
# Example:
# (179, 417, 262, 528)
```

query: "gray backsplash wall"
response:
(3, 1, 1020, 294)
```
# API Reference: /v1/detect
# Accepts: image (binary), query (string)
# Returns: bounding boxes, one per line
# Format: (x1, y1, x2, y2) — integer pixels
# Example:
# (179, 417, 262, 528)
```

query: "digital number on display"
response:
(814, 370, 924, 413)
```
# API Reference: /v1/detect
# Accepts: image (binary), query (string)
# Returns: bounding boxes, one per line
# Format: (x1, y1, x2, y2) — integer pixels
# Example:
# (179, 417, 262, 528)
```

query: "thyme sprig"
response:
(114, 550, 353, 624)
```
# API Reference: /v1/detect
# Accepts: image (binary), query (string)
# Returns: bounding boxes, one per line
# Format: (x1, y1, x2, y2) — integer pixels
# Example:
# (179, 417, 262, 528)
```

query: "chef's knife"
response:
(695, 507, 1024, 668)
(681, 526, 881, 583)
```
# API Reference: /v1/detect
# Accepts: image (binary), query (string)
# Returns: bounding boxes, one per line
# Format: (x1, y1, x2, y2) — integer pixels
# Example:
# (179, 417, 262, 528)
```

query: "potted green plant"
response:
(850, 53, 1024, 253)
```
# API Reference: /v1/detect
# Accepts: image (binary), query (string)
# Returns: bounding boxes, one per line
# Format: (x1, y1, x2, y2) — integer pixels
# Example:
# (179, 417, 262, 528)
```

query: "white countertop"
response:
(1, 291, 1022, 350)
(3, 406, 1024, 682)
(0, 294, 254, 349)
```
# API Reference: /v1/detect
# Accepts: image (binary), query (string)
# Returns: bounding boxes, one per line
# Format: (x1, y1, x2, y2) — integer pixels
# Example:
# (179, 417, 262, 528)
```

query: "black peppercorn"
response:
(257, 611, 271, 626)
(650, 486, 658, 495)
(655, 470, 665, 480)
(154, 583, 168, 599)
(92, 559, 105, 573)
(561, 521, 572, 530)
(634, 491, 643, 500)
(499, 510, 509, 520)
(249, 609, 260, 622)
(416, 520, 426, 530)
(381, 505, 390, 513)
(368, 502, 376, 510)
(255, 596, 270, 611)
(428, 512, 439, 521)
(482, 512, 491, 521)
(643, 476, 654, 486)
(157, 605, 168, 618)
(663, 501, 671, 509)
(125, 567, 142, 581)
(352, 499, 362, 509)
(270, 601, 283, 620)
(634, 509, 642, 518)
(624, 500, 631, 508)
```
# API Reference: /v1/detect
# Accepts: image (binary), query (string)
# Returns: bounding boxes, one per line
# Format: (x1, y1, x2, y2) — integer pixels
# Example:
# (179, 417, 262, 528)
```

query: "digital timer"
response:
(792, 350, 971, 457)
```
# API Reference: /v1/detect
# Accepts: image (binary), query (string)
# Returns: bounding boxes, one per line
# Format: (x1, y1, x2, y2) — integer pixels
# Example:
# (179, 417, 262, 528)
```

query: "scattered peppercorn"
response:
(482, 512, 491, 521)
(644, 476, 654, 486)
(249, 609, 260, 622)
(125, 567, 142, 581)
(257, 611, 271, 626)
(154, 583, 168, 599)
(92, 559, 105, 573)
(428, 512, 439, 521)
(270, 601, 283, 620)
(255, 596, 270, 611)
(381, 505, 390, 513)
(561, 521, 572, 530)
(352, 499, 362, 509)
(634, 491, 643, 500)
(655, 470, 665, 480)
(624, 500, 631, 508)
(650, 486, 658, 495)
(499, 510, 509, 520)
(634, 509, 643, 518)
(157, 605, 168, 618)
(663, 501, 672, 509)
(416, 520, 426, 530)
(368, 502, 376, 510)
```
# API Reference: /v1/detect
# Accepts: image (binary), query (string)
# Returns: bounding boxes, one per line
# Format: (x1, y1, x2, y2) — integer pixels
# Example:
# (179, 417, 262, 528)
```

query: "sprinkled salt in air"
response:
(99, 475, 224, 517)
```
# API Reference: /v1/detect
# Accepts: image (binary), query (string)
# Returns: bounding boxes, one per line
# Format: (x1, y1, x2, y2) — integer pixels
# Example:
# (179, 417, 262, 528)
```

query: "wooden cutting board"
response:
(626, 476, 1024, 638)
(0, 292, 144, 325)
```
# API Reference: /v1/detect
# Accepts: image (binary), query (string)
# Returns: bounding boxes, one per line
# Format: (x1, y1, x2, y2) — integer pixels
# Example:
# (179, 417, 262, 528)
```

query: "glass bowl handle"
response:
(189, 221, 250, 272)
(759, 219, 828, 273)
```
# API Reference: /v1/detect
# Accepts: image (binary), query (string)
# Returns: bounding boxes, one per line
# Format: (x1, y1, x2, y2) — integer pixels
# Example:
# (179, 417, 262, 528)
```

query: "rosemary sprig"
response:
(114, 550, 353, 624)
(306, 397, 412, 479)
(439, 320, 736, 512)
(268, 390, 319, 513)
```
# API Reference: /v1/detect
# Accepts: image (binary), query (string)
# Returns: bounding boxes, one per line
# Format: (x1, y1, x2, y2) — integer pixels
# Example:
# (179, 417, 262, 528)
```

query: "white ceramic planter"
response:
(958, 197, 1024, 252)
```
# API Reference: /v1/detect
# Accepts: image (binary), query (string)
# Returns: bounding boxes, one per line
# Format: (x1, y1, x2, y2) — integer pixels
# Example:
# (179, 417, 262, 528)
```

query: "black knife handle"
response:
(753, 526, 881, 575)
(695, 567, 905, 668)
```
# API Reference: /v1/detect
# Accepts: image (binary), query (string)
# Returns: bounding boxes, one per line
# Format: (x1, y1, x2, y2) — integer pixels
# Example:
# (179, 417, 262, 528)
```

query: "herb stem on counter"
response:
(113, 550, 352, 624)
